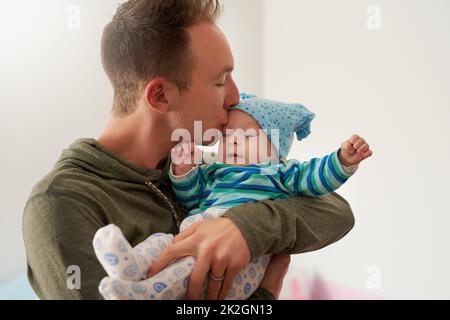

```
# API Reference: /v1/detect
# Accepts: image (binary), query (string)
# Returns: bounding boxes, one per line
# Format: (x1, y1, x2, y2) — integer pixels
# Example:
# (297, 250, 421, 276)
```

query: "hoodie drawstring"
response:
(145, 181, 181, 233)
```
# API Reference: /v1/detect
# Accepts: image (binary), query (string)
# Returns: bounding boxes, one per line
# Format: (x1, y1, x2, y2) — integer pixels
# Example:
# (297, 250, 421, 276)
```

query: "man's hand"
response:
(260, 254, 291, 299)
(147, 217, 251, 300)
(171, 142, 202, 176)
(339, 134, 373, 167)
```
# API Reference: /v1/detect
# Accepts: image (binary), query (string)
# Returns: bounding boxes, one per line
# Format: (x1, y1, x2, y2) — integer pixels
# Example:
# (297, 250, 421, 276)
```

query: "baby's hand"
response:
(339, 134, 373, 167)
(171, 142, 202, 176)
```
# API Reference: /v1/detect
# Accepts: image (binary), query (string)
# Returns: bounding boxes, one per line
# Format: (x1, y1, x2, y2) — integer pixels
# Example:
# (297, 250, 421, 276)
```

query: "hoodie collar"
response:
(55, 138, 171, 185)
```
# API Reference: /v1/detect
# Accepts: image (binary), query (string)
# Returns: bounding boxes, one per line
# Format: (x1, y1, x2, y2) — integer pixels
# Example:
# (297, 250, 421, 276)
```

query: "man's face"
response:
(174, 22, 240, 146)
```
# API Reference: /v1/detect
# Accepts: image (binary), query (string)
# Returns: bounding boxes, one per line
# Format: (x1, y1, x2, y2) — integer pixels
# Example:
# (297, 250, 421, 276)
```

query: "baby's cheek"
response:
(257, 137, 276, 162)
(245, 139, 257, 163)
(266, 141, 274, 157)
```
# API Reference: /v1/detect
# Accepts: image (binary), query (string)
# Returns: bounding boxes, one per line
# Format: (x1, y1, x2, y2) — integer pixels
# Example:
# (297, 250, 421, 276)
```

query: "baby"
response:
(92, 93, 372, 300)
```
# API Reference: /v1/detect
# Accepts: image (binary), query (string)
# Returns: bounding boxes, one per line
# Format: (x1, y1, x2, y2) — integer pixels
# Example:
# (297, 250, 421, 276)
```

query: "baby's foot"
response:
(93, 224, 144, 281)
(94, 224, 176, 281)
(99, 277, 147, 300)
(99, 256, 196, 300)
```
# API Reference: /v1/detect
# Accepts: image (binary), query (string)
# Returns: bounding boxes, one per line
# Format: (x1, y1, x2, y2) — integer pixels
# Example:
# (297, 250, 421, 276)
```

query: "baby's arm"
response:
(169, 144, 204, 211)
(280, 134, 372, 196)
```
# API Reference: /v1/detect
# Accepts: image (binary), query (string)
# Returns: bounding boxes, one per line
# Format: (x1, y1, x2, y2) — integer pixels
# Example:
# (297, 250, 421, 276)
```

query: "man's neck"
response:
(97, 110, 175, 170)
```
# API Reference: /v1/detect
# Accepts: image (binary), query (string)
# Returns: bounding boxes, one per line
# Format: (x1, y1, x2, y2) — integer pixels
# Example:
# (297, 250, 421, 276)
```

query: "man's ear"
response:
(144, 78, 171, 113)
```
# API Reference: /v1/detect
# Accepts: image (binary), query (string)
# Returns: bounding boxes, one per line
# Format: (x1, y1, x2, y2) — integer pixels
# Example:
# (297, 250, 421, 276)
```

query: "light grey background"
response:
(0, 0, 449, 299)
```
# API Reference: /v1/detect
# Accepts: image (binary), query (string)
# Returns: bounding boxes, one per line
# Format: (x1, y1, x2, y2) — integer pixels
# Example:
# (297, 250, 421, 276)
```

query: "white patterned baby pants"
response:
(93, 207, 271, 300)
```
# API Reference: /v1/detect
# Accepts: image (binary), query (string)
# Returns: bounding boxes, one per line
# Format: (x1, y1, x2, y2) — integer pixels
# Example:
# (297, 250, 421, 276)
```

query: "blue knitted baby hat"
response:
(231, 93, 316, 159)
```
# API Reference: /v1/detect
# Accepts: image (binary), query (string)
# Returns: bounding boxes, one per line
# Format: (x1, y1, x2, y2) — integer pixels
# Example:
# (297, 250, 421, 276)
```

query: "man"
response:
(23, 0, 355, 300)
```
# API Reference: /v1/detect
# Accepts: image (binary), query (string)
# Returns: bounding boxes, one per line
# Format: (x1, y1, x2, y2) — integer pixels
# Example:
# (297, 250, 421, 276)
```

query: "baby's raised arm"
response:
(279, 134, 372, 196)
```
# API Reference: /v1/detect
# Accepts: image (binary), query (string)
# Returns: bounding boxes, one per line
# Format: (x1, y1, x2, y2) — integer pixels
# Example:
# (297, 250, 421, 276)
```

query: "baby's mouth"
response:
(229, 152, 242, 158)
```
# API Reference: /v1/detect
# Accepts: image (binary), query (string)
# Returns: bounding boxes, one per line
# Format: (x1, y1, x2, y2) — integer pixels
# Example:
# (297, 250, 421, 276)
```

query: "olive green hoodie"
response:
(23, 138, 354, 300)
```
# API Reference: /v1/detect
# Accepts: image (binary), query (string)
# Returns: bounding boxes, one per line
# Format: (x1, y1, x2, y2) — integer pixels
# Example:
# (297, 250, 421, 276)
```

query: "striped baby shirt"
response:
(170, 150, 357, 216)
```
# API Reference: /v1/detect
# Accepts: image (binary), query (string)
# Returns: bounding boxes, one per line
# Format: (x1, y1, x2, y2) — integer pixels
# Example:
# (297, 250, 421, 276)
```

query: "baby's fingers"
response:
(341, 140, 356, 154)
(358, 142, 374, 158)
(358, 142, 373, 159)
(349, 134, 361, 144)
(353, 137, 366, 150)
(171, 145, 184, 165)
(357, 143, 370, 154)
(365, 150, 373, 157)
(181, 142, 194, 155)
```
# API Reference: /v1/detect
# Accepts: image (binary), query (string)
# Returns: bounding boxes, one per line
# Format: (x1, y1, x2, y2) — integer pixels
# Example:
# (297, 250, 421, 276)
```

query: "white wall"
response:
(263, 0, 450, 299)
(0, 0, 118, 283)
(1, 0, 449, 299)
(219, 0, 264, 95)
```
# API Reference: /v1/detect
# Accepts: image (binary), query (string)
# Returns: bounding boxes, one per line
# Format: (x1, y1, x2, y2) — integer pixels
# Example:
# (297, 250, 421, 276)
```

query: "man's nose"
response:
(224, 77, 240, 109)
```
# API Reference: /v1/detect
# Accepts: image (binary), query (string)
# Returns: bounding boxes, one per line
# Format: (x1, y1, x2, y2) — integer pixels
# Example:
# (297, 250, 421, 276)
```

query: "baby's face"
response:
(218, 109, 278, 165)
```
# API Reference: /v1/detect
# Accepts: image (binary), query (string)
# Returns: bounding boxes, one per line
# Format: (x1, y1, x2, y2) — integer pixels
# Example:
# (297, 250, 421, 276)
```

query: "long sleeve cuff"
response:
(342, 163, 359, 175)
(169, 163, 199, 183)
(333, 150, 358, 178)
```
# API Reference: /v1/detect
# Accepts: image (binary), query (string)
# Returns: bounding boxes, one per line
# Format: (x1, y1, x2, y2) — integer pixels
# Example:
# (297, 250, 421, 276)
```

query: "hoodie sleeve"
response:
(222, 192, 355, 259)
(23, 193, 107, 300)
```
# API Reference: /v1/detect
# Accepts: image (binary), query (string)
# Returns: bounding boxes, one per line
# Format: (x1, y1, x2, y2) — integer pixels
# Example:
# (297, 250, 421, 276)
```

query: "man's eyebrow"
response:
(214, 66, 234, 79)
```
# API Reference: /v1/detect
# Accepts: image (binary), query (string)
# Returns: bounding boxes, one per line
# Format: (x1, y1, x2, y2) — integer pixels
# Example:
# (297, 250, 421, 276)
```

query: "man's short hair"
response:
(101, 0, 222, 116)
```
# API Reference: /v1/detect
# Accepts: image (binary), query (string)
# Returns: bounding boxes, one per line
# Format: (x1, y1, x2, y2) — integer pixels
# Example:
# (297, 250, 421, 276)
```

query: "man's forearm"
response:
(222, 192, 354, 259)
(248, 288, 274, 300)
